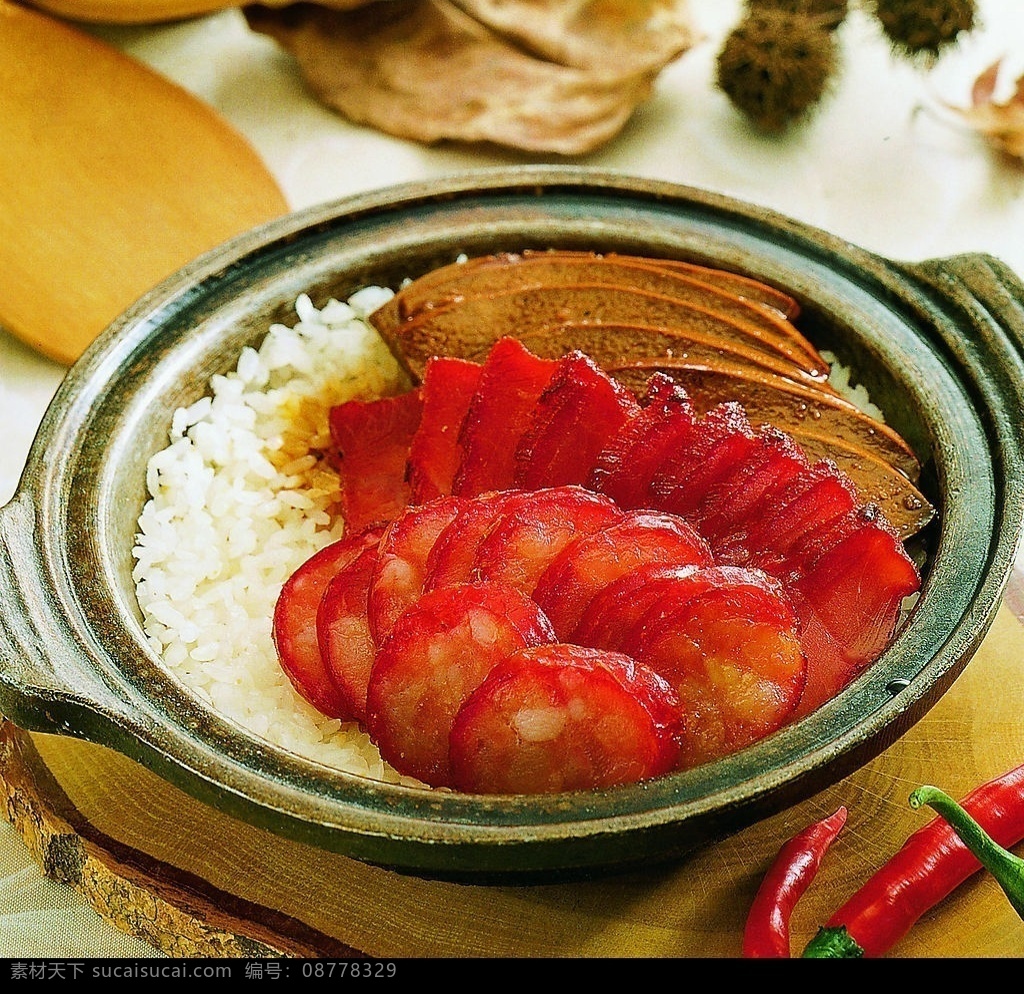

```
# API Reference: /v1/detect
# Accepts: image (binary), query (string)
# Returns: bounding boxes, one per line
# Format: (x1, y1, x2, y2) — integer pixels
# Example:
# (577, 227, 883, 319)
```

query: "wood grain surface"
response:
(2, 603, 1023, 959)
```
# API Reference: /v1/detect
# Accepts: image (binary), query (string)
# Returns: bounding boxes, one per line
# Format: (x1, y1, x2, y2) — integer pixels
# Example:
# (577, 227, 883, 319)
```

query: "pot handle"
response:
(0, 492, 128, 736)
(904, 252, 1024, 354)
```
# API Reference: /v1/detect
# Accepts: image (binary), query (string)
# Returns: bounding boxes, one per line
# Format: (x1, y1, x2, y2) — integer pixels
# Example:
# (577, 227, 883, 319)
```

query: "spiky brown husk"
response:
(870, 0, 977, 60)
(716, 12, 838, 132)
(745, 0, 849, 32)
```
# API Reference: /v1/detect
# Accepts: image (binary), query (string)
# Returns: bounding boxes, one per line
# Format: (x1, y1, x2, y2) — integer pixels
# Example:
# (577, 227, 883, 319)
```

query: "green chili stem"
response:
(909, 785, 1024, 920)
(801, 925, 864, 958)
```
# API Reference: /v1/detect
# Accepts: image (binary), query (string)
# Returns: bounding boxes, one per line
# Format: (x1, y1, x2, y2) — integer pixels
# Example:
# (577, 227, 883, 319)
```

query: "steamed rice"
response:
(132, 287, 893, 781)
(132, 287, 417, 780)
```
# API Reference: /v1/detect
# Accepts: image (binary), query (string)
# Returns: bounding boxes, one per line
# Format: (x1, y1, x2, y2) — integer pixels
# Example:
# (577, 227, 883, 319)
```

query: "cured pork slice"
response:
(452, 337, 557, 497)
(407, 356, 481, 503)
(587, 372, 696, 510)
(365, 582, 556, 787)
(449, 643, 684, 794)
(736, 460, 860, 580)
(328, 387, 424, 531)
(646, 402, 758, 519)
(690, 425, 810, 560)
(513, 351, 640, 490)
(787, 505, 921, 716)
(607, 358, 920, 482)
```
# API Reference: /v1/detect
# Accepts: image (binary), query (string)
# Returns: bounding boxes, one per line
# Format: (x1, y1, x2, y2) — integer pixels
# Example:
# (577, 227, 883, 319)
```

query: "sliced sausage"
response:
(367, 495, 466, 645)
(532, 509, 714, 639)
(470, 486, 621, 596)
(449, 643, 684, 794)
(272, 526, 383, 718)
(621, 566, 807, 769)
(365, 582, 556, 787)
(316, 541, 384, 723)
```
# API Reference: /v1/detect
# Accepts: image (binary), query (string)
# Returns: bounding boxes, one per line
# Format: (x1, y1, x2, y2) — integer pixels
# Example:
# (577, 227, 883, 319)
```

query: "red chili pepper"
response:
(803, 762, 1024, 958)
(909, 785, 1024, 920)
(743, 806, 848, 958)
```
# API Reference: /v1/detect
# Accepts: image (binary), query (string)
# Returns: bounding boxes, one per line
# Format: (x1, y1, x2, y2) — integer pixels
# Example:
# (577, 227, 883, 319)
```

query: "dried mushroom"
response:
(243, 0, 695, 154)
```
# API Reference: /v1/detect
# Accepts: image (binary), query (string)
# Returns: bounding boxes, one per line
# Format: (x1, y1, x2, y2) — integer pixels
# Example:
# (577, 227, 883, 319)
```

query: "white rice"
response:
(132, 287, 417, 781)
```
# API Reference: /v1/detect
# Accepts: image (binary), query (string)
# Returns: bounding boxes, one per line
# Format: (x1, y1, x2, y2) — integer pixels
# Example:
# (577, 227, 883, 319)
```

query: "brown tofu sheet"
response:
(243, 0, 696, 153)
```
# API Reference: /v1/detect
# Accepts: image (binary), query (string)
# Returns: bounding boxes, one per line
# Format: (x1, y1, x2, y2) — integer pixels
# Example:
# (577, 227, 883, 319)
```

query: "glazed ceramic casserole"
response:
(1, 169, 1022, 879)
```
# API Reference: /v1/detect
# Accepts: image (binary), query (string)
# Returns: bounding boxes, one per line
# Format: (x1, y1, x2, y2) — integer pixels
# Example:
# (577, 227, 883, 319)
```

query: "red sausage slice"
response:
(317, 542, 383, 723)
(367, 495, 465, 645)
(513, 351, 640, 491)
(532, 510, 714, 639)
(449, 643, 684, 794)
(421, 490, 521, 591)
(624, 566, 807, 769)
(328, 388, 424, 532)
(365, 583, 556, 787)
(573, 562, 707, 652)
(271, 526, 384, 718)
(471, 486, 622, 596)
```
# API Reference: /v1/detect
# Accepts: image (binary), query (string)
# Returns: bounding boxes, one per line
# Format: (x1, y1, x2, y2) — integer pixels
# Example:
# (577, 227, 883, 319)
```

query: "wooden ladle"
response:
(0, 1, 290, 365)
(20, 0, 370, 24)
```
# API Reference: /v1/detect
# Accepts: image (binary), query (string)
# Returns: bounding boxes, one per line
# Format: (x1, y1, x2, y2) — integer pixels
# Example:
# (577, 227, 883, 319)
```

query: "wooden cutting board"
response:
(3, 599, 1023, 959)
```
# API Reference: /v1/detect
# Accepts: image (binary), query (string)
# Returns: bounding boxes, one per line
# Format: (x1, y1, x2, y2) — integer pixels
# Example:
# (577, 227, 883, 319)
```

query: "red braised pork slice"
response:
(587, 372, 696, 510)
(452, 337, 558, 497)
(647, 402, 759, 519)
(532, 510, 714, 639)
(272, 526, 384, 718)
(691, 425, 808, 562)
(738, 460, 860, 581)
(617, 565, 807, 769)
(328, 388, 424, 531)
(513, 351, 640, 490)
(449, 643, 684, 794)
(365, 583, 556, 787)
(787, 505, 920, 716)
(367, 495, 466, 645)
(316, 541, 385, 723)
(470, 486, 621, 596)
(407, 356, 481, 503)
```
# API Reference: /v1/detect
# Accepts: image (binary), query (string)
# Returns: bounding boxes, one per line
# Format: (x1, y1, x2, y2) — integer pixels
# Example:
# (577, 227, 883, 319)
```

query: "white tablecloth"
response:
(2, 0, 1023, 959)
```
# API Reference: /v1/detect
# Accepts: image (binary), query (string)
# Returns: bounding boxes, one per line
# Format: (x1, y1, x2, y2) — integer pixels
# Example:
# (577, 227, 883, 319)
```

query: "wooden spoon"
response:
(0, 1, 289, 365)
(21, 0, 369, 24)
